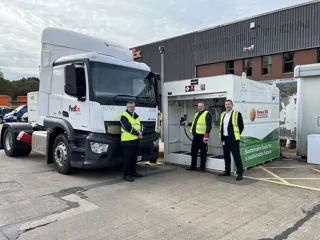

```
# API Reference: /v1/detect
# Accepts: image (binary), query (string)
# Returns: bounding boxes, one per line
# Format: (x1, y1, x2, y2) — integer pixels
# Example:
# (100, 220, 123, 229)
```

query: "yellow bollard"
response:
(13, 110, 17, 122)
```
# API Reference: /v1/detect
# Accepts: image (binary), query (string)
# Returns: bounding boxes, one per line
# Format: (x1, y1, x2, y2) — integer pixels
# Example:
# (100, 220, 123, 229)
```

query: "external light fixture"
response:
(243, 45, 254, 51)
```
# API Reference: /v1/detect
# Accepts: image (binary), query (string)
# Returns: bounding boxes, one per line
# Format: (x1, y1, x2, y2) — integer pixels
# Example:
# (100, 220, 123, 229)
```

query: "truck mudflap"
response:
(0, 123, 34, 150)
(69, 132, 159, 169)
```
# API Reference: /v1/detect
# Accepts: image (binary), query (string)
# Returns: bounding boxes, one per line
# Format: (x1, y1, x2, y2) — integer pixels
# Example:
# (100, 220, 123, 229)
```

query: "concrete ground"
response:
(0, 125, 320, 240)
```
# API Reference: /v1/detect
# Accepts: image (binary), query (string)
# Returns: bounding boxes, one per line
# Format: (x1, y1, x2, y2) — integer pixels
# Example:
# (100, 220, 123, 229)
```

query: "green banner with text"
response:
(237, 128, 280, 170)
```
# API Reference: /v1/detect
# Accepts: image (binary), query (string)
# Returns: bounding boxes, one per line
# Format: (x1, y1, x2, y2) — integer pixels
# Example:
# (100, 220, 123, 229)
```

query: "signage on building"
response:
(257, 109, 268, 119)
(250, 108, 269, 122)
(191, 79, 199, 85)
(131, 49, 142, 59)
(185, 84, 205, 92)
(185, 85, 194, 92)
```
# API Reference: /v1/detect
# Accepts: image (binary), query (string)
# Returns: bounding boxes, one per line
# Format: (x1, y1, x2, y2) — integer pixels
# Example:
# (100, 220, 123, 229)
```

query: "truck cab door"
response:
(62, 63, 90, 132)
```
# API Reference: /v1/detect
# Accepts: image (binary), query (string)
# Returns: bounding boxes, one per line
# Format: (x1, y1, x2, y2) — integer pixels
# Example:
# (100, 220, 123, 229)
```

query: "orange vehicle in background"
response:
(17, 96, 27, 106)
(0, 95, 11, 107)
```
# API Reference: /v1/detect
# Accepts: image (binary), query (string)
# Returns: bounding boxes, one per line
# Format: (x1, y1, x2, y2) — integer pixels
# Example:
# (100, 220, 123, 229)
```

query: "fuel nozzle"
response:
(180, 114, 187, 126)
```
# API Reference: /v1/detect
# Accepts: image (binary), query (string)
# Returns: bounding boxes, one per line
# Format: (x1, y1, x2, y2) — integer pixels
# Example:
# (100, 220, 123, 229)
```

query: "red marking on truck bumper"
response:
(17, 131, 32, 146)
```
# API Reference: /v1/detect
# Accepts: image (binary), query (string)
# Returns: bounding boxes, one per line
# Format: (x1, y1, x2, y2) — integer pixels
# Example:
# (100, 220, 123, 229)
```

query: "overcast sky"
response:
(0, 0, 310, 80)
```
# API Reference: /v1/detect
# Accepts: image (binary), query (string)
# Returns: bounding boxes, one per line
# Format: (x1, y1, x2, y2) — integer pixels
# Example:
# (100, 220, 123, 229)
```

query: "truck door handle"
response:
(62, 111, 69, 117)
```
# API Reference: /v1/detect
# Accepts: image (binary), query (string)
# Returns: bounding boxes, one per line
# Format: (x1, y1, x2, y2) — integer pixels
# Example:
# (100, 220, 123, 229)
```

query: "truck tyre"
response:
(52, 133, 73, 175)
(19, 148, 32, 156)
(3, 128, 18, 157)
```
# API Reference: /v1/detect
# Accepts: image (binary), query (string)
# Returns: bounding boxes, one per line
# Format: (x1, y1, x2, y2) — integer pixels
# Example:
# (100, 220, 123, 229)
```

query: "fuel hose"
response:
(183, 124, 208, 153)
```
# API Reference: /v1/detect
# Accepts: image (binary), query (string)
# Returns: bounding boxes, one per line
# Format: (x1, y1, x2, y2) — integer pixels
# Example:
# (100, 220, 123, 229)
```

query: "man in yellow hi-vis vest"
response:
(185, 102, 212, 172)
(218, 99, 244, 181)
(120, 101, 143, 182)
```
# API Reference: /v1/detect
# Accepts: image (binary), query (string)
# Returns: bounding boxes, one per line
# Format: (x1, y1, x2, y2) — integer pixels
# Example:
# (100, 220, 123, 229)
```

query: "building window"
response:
(226, 61, 234, 74)
(243, 58, 252, 77)
(262, 56, 272, 75)
(283, 52, 294, 73)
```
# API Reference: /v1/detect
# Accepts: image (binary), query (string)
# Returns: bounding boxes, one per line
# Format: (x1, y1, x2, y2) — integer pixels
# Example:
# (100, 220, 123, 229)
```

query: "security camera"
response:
(159, 46, 165, 53)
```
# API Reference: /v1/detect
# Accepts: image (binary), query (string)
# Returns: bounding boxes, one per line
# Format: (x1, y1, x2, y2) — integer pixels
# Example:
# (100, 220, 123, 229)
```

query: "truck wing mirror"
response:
(64, 65, 78, 97)
(155, 73, 161, 83)
(154, 73, 161, 103)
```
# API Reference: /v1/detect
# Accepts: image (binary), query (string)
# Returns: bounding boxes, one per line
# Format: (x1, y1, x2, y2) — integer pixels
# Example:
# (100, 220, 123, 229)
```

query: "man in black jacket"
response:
(218, 99, 244, 181)
(185, 102, 212, 172)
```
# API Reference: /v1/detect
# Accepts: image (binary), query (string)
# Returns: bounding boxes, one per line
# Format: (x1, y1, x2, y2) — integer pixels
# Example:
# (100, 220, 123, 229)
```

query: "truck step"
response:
(71, 146, 86, 152)
(75, 134, 88, 140)
(32, 131, 47, 156)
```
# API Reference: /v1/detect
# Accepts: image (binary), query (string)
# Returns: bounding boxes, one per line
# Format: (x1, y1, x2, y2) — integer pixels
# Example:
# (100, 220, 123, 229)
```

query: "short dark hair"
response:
(225, 99, 233, 104)
(198, 101, 205, 105)
(126, 101, 135, 105)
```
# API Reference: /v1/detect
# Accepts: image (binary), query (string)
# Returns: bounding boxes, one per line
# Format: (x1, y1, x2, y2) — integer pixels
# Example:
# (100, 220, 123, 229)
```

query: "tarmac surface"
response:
(0, 124, 320, 240)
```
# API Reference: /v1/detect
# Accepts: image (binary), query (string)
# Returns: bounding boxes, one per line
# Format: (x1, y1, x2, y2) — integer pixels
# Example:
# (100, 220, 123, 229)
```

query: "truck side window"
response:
(76, 67, 86, 93)
(64, 64, 87, 99)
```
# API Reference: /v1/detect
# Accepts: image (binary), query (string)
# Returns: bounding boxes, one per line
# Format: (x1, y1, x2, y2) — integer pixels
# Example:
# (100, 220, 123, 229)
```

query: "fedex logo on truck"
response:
(69, 105, 80, 112)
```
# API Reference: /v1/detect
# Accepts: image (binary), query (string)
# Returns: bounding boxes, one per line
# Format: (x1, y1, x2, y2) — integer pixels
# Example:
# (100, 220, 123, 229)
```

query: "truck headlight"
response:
(90, 142, 108, 154)
(153, 139, 159, 147)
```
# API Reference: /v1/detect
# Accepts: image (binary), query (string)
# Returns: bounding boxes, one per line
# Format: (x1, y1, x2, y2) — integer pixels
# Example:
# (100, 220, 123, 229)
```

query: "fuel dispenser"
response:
(178, 99, 226, 153)
(163, 74, 280, 172)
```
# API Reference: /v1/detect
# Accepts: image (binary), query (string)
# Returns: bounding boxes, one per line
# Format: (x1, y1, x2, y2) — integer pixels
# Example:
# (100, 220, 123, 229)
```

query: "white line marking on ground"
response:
(312, 168, 320, 174)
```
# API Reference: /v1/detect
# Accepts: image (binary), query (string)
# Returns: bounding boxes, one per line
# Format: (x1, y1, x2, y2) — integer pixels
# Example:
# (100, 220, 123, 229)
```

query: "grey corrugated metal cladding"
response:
(134, 1, 320, 82)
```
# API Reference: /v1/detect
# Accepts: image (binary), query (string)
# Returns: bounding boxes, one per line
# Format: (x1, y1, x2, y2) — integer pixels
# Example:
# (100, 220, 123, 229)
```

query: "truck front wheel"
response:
(52, 134, 73, 175)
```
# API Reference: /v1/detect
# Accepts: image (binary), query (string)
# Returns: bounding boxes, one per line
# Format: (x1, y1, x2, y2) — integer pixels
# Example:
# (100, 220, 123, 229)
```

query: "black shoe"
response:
(218, 172, 231, 176)
(133, 173, 143, 178)
(186, 167, 196, 171)
(200, 168, 205, 173)
(123, 176, 134, 182)
(236, 175, 243, 181)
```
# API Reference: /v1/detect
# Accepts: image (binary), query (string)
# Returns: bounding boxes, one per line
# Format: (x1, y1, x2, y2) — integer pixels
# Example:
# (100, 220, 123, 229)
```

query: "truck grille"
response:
(140, 121, 156, 135)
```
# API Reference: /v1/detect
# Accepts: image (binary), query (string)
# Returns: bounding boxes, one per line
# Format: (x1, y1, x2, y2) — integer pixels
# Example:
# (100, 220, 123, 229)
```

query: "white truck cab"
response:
(0, 27, 160, 174)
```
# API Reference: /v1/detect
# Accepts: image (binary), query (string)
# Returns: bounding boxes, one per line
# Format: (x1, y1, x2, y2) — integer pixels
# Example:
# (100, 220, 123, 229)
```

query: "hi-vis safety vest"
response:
(190, 110, 209, 135)
(121, 112, 141, 141)
(219, 111, 240, 141)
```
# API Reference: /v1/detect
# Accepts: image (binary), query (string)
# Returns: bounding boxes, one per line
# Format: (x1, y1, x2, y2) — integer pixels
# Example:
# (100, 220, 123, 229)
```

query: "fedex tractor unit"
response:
(0, 27, 160, 174)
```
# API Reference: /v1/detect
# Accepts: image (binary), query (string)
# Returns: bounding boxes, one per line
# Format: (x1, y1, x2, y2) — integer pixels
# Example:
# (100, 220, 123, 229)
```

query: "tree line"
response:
(0, 74, 40, 100)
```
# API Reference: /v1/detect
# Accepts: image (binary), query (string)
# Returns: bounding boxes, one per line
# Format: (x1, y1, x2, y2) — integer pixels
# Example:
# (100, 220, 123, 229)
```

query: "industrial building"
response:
(132, 0, 320, 82)
(132, 0, 320, 143)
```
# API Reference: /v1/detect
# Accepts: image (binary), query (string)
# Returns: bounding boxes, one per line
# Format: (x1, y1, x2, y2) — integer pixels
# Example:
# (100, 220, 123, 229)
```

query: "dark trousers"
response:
(222, 136, 243, 175)
(122, 143, 139, 177)
(191, 135, 207, 169)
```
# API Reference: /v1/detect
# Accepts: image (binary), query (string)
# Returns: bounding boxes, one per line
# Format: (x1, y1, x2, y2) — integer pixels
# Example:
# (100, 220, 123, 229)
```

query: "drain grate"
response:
(0, 181, 23, 192)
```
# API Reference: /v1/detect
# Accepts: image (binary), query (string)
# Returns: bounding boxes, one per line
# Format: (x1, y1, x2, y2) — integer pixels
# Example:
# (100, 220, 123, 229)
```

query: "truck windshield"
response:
(90, 62, 156, 105)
